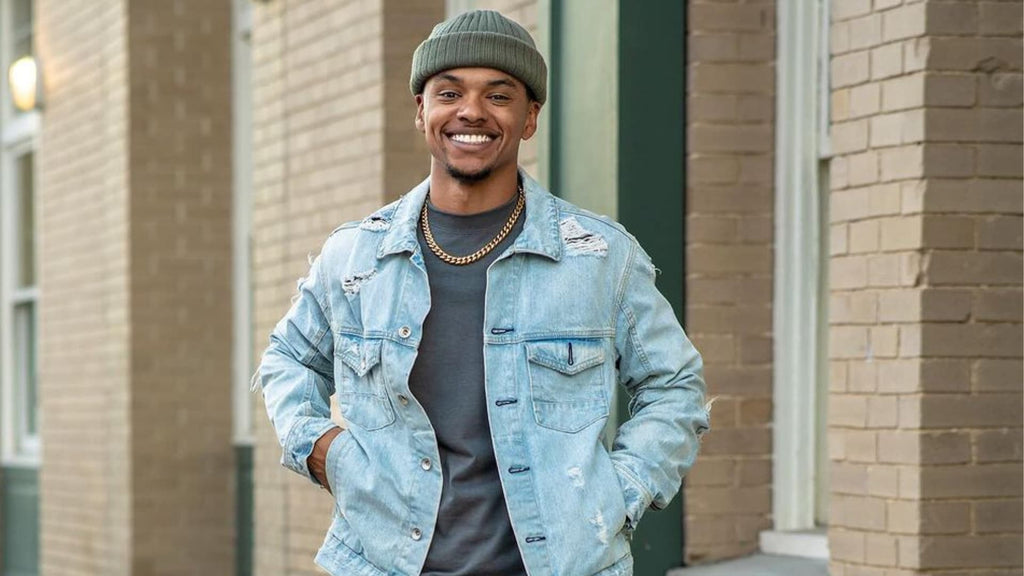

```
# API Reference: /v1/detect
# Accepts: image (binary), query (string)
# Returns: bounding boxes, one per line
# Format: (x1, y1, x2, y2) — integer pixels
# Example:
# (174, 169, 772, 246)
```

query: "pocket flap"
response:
(526, 339, 605, 375)
(336, 335, 382, 377)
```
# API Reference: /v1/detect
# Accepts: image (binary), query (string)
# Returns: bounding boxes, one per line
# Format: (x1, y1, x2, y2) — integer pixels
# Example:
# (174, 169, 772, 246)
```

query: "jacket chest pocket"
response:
(526, 339, 609, 433)
(335, 335, 396, 431)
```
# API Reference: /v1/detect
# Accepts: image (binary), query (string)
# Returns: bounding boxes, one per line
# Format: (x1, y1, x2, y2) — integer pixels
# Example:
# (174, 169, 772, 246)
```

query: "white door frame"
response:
(232, 0, 254, 446)
(764, 0, 831, 559)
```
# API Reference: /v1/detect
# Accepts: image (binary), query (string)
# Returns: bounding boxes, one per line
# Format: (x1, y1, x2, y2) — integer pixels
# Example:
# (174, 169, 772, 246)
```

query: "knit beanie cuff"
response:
(410, 26, 548, 104)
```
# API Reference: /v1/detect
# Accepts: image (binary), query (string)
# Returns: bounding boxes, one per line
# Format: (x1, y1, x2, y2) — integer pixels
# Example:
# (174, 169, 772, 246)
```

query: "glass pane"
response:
(815, 160, 831, 526)
(14, 302, 39, 441)
(12, 0, 33, 59)
(17, 152, 36, 289)
(13, 35, 32, 60)
(13, 0, 32, 29)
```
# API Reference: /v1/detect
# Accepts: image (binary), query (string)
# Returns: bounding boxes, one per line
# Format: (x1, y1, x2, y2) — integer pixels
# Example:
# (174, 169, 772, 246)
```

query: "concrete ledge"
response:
(667, 553, 828, 576)
(760, 529, 829, 559)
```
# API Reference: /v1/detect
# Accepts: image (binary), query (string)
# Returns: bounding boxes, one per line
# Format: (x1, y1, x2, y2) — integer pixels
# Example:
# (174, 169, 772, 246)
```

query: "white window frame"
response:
(445, 0, 476, 17)
(233, 0, 254, 445)
(0, 0, 41, 467)
(764, 0, 831, 559)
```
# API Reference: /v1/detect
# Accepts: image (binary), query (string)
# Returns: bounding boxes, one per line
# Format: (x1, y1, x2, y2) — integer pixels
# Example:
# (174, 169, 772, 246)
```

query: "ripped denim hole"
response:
(559, 216, 608, 257)
(359, 215, 390, 232)
(342, 269, 377, 295)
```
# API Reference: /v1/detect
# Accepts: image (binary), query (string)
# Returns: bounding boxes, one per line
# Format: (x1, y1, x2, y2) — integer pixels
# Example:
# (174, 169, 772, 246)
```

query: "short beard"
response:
(445, 162, 493, 183)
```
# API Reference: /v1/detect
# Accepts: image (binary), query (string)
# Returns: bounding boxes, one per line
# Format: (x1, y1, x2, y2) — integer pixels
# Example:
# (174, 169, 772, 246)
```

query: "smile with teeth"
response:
(449, 133, 495, 144)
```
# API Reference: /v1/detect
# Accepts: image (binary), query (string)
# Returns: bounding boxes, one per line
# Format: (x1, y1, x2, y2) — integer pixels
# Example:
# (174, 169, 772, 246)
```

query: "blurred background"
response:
(0, 0, 1020, 575)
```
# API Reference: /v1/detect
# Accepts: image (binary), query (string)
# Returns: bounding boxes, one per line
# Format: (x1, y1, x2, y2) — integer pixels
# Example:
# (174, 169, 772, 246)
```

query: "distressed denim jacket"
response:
(256, 171, 710, 576)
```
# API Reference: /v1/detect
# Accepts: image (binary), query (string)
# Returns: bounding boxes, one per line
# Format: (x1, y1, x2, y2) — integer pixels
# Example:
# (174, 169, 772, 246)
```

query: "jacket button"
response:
(398, 326, 412, 338)
(411, 527, 422, 540)
(420, 457, 432, 471)
(398, 394, 409, 406)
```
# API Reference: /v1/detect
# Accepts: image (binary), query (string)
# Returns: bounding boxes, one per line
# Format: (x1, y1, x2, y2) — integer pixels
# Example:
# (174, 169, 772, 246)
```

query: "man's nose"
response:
(457, 96, 486, 123)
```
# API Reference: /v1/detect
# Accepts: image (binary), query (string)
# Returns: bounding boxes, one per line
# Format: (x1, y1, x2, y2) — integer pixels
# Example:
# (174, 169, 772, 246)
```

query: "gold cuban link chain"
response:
(420, 185, 525, 266)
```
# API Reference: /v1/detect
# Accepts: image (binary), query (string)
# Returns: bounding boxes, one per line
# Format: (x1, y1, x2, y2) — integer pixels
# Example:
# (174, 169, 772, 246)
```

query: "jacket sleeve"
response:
(254, 253, 337, 486)
(609, 241, 710, 531)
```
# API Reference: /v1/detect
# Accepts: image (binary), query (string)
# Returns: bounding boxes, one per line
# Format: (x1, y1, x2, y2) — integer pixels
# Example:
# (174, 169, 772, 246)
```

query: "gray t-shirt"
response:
(412, 192, 528, 576)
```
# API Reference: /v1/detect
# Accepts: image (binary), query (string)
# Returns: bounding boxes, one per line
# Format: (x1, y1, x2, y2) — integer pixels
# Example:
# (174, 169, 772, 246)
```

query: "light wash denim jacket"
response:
(256, 171, 710, 576)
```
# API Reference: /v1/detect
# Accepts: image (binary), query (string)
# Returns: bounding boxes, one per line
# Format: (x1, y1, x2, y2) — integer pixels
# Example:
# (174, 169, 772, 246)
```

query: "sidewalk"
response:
(668, 554, 828, 576)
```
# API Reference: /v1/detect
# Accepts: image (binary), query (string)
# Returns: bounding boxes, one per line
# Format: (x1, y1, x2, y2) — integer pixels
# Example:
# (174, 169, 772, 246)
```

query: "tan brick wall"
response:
(38, 1, 132, 573)
(37, 0, 235, 574)
(125, 1, 235, 574)
(250, 2, 443, 574)
(383, 0, 436, 201)
(684, 0, 777, 564)
(828, 0, 1022, 574)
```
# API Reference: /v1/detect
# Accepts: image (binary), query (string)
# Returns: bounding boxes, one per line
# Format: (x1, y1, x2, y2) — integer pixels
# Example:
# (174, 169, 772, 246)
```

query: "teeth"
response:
(450, 134, 492, 144)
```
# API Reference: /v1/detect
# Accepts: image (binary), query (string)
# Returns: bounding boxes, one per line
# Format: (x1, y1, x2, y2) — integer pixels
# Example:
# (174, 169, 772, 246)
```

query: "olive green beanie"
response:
(410, 10, 548, 104)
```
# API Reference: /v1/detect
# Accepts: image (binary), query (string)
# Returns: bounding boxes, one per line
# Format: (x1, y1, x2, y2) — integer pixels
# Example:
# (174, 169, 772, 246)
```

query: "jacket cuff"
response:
(283, 416, 338, 485)
(612, 460, 655, 532)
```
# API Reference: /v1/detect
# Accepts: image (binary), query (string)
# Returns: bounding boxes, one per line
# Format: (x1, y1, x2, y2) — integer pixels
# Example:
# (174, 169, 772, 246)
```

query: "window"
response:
(2, 130, 40, 466)
(1, 0, 40, 465)
(11, 150, 38, 455)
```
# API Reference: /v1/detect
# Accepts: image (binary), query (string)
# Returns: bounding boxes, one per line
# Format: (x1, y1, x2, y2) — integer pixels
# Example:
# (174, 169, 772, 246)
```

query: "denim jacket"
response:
(256, 171, 710, 576)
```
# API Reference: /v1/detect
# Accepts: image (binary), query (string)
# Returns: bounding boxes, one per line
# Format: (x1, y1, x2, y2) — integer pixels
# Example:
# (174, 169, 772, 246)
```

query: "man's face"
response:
(415, 67, 541, 183)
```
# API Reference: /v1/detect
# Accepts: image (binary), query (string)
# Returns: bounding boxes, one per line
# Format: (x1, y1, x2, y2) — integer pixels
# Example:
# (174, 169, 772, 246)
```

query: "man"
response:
(256, 9, 709, 576)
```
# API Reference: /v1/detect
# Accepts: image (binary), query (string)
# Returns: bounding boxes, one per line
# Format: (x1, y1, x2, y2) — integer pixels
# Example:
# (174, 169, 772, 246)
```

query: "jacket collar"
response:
(377, 169, 562, 261)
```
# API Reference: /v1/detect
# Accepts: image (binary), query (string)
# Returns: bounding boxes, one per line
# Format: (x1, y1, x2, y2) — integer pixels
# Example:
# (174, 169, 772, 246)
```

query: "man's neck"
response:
(427, 164, 520, 215)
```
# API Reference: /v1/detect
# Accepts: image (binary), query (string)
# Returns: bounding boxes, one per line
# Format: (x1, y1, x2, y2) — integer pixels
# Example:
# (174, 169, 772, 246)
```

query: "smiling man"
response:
(256, 10, 709, 576)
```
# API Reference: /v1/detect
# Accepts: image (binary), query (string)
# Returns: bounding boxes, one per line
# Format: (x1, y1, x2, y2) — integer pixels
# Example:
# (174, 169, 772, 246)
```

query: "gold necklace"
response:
(420, 186, 525, 266)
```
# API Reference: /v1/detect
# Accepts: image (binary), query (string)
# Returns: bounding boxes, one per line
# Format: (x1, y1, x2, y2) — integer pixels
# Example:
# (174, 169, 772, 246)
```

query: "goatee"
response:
(445, 163, 492, 183)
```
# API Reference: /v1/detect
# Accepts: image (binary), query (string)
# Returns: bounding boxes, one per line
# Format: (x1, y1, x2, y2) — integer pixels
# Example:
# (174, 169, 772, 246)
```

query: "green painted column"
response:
(2, 466, 40, 576)
(616, 1, 687, 574)
(547, 0, 688, 573)
(548, 0, 618, 217)
(235, 445, 254, 576)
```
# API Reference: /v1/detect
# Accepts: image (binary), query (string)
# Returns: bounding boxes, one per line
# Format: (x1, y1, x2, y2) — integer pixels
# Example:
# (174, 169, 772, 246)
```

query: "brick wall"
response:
(37, 1, 132, 573)
(684, 0, 777, 564)
(125, 0, 235, 573)
(249, 1, 443, 574)
(37, 0, 235, 574)
(828, 0, 1022, 574)
(383, 0, 436, 201)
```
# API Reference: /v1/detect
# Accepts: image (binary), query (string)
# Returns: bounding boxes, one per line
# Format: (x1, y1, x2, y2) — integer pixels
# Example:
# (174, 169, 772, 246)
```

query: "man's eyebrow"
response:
(433, 73, 518, 89)
(486, 78, 518, 89)
(436, 73, 463, 84)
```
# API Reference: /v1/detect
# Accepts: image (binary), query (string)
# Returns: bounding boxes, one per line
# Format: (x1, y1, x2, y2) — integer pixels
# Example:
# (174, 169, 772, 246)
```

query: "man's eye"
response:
(490, 94, 511, 102)
(437, 91, 459, 99)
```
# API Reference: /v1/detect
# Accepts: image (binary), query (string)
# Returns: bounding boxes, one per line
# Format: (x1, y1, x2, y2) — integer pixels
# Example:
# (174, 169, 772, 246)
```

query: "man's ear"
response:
(414, 94, 425, 133)
(521, 101, 542, 141)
